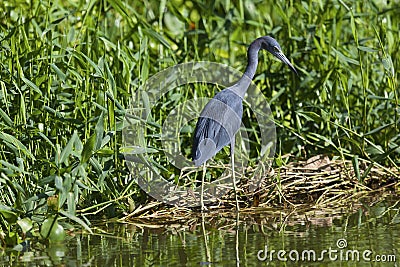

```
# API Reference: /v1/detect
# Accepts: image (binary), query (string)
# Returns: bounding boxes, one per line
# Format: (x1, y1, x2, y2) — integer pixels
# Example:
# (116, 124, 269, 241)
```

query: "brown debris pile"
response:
(123, 155, 399, 221)
(244, 155, 398, 209)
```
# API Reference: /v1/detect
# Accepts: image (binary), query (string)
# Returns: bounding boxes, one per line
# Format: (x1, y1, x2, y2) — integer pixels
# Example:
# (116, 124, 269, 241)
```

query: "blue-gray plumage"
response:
(192, 36, 297, 210)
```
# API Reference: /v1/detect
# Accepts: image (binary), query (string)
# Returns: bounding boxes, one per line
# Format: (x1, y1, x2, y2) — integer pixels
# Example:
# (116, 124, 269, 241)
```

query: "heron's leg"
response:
(201, 162, 206, 211)
(231, 138, 240, 211)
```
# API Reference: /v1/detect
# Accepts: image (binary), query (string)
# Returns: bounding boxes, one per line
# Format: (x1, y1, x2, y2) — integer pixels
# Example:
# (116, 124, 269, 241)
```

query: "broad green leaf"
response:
(72, 50, 103, 77)
(296, 111, 322, 123)
(100, 134, 111, 148)
(17, 218, 33, 233)
(364, 123, 394, 136)
(382, 56, 395, 77)
(54, 176, 64, 191)
(0, 132, 35, 160)
(358, 46, 378, 53)
(59, 131, 78, 166)
(142, 28, 171, 49)
(67, 192, 76, 216)
(22, 77, 42, 96)
(81, 133, 97, 164)
(0, 108, 13, 126)
(96, 148, 114, 156)
(0, 205, 18, 223)
(40, 216, 65, 242)
(38, 132, 55, 149)
(60, 210, 92, 234)
(50, 63, 67, 81)
(332, 47, 360, 65)
(106, 0, 130, 18)
(0, 160, 23, 173)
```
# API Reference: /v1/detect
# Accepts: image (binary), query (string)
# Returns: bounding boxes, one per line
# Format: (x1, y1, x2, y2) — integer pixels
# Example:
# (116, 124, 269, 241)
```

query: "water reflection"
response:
(2, 195, 399, 266)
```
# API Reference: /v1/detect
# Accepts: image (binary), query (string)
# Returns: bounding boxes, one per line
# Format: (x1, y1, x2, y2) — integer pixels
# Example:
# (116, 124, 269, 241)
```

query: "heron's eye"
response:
(273, 46, 280, 53)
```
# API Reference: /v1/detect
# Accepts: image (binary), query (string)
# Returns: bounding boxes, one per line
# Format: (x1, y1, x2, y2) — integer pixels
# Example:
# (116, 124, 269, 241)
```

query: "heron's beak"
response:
(276, 51, 298, 75)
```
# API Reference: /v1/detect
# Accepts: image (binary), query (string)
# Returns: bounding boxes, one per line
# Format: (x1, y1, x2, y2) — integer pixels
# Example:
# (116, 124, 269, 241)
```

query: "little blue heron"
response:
(192, 36, 297, 211)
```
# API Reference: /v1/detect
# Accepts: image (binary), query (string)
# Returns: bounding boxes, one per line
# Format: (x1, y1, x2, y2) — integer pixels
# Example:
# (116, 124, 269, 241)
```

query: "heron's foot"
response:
(201, 204, 208, 212)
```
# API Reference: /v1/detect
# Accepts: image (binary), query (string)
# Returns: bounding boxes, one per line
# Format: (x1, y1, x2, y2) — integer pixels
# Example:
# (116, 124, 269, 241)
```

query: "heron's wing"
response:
(192, 117, 228, 166)
(192, 91, 243, 166)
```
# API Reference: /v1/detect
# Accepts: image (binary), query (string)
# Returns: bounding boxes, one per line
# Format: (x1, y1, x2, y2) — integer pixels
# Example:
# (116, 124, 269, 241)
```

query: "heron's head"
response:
(260, 36, 298, 75)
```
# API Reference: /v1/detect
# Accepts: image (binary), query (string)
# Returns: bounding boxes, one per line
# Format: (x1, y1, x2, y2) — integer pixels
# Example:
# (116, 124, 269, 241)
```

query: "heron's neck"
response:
(231, 39, 262, 98)
(244, 39, 261, 79)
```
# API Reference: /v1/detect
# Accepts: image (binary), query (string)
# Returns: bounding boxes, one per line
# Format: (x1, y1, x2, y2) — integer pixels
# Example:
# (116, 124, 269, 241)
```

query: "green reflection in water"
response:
(2, 197, 399, 266)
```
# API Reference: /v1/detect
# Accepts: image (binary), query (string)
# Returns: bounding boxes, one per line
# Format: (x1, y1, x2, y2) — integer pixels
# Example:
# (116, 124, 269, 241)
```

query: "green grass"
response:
(0, 0, 399, 245)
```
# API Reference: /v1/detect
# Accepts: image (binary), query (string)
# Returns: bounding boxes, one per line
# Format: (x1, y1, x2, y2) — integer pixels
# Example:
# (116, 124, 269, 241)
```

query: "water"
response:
(3, 196, 399, 266)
